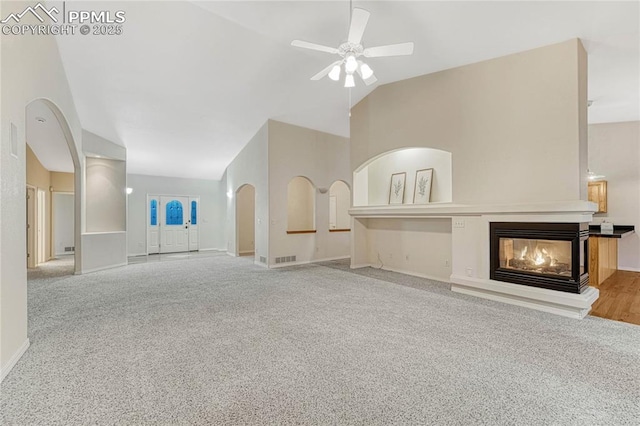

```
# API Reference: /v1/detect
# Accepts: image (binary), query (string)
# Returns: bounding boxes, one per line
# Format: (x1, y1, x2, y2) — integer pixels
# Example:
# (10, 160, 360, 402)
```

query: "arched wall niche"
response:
(287, 176, 315, 232)
(26, 98, 83, 273)
(353, 147, 452, 207)
(329, 180, 351, 230)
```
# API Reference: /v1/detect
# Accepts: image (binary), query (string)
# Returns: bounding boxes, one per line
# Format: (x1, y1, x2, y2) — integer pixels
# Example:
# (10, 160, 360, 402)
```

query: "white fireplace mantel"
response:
(349, 200, 600, 319)
(350, 200, 598, 218)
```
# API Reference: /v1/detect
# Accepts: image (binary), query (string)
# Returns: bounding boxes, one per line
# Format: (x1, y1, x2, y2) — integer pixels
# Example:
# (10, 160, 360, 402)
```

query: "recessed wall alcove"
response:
(329, 180, 350, 231)
(353, 147, 452, 207)
(287, 176, 316, 233)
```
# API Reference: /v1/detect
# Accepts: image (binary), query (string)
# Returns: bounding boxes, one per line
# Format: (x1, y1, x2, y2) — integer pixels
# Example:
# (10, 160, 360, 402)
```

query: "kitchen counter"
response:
(589, 225, 635, 286)
(589, 225, 635, 238)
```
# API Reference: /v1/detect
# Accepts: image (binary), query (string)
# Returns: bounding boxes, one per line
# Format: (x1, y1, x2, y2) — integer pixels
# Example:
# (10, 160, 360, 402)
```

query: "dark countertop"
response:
(589, 225, 635, 238)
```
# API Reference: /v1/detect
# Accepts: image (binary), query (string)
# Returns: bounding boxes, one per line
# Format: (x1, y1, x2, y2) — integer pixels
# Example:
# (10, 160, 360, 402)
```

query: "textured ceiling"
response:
(49, 1, 639, 180)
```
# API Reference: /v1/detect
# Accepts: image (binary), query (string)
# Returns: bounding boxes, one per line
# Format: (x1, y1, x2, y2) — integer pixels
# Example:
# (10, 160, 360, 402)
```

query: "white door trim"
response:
(147, 194, 200, 255)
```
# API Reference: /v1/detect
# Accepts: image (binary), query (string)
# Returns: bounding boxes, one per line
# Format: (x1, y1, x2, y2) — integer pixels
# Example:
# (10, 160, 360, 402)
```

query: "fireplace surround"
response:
(490, 222, 589, 294)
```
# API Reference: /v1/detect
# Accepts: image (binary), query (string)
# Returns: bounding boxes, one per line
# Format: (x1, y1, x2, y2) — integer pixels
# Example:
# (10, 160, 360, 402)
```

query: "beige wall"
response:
(85, 158, 126, 233)
(224, 120, 351, 265)
(1, 0, 85, 380)
(269, 120, 351, 264)
(350, 39, 588, 205)
(237, 184, 256, 254)
(349, 39, 588, 280)
(366, 218, 452, 281)
(26, 145, 52, 261)
(589, 121, 640, 271)
(224, 122, 269, 262)
(287, 177, 315, 231)
(25, 147, 76, 262)
(26, 145, 51, 190)
(51, 172, 74, 192)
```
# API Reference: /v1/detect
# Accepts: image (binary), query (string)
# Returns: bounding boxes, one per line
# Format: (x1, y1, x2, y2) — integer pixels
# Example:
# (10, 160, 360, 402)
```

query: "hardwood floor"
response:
(590, 270, 640, 325)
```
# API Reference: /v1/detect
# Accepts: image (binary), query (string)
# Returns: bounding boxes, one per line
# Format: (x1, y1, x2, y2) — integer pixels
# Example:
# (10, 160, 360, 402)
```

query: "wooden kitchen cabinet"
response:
(588, 181, 607, 213)
(589, 237, 618, 285)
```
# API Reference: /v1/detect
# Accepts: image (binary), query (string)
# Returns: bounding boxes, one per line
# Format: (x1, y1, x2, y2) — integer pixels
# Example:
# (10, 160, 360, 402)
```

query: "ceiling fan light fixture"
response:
(345, 54, 358, 73)
(344, 74, 355, 88)
(291, 7, 414, 88)
(360, 63, 373, 79)
(328, 64, 341, 81)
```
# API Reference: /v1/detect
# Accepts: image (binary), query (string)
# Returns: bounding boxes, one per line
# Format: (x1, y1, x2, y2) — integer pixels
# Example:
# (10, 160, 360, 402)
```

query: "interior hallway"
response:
(3, 256, 639, 424)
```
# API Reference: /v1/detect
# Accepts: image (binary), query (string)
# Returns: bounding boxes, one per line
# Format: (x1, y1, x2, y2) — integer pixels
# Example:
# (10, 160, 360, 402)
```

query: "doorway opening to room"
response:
(236, 184, 256, 258)
(25, 99, 79, 276)
(147, 195, 200, 254)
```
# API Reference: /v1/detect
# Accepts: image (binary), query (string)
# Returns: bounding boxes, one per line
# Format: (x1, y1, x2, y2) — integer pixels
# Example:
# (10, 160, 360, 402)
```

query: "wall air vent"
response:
(64, 246, 75, 252)
(275, 255, 297, 264)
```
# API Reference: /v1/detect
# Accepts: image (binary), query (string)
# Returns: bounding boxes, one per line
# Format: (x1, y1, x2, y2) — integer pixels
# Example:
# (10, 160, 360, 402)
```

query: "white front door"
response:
(188, 197, 199, 251)
(148, 196, 160, 254)
(160, 196, 189, 253)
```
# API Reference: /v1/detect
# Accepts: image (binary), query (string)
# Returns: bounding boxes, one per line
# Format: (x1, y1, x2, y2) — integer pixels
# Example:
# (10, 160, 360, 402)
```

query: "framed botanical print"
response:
(413, 168, 433, 204)
(389, 172, 406, 204)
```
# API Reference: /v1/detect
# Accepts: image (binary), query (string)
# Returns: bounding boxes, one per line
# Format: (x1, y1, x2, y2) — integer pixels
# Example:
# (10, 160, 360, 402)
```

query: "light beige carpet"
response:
(2, 256, 639, 424)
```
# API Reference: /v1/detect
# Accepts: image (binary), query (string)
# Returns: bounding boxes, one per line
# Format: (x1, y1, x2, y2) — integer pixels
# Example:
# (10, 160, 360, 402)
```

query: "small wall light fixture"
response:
(126, 187, 133, 195)
(587, 169, 605, 181)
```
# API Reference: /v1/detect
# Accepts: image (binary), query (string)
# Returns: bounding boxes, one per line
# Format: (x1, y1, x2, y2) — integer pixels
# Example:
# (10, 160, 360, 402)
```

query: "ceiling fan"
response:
(291, 8, 414, 88)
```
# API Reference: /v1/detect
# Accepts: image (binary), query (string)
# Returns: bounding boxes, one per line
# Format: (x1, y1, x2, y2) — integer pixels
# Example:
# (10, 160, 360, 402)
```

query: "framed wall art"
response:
(413, 168, 433, 204)
(389, 172, 406, 204)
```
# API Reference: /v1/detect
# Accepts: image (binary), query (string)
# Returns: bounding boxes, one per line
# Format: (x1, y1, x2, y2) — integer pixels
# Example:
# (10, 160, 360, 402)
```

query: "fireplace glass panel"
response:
(499, 238, 572, 277)
(580, 239, 586, 276)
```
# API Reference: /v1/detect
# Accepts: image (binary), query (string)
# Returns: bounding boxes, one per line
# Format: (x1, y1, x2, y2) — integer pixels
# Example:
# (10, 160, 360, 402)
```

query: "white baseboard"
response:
(128, 252, 147, 257)
(318, 255, 350, 262)
(1, 339, 30, 383)
(80, 262, 128, 274)
(200, 248, 225, 252)
(269, 256, 350, 269)
(378, 265, 450, 283)
(239, 250, 255, 255)
(618, 266, 640, 272)
(55, 252, 74, 256)
(450, 275, 599, 319)
(270, 259, 313, 269)
(347, 262, 450, 283)
(226, 251, 237, 257)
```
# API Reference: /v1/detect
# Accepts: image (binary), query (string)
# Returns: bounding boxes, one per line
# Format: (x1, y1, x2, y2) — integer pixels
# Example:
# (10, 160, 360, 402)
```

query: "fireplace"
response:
(490, 222, 589, 293)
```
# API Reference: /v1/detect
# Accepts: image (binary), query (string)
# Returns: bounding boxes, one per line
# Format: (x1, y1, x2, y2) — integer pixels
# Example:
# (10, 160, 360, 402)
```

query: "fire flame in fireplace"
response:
(503, 238, 571, 276)
(520, 246, 556, 267)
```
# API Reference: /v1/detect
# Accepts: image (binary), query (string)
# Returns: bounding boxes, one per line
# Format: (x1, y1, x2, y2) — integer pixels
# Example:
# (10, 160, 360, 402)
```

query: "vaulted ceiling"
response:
(44, 1, 638, 178)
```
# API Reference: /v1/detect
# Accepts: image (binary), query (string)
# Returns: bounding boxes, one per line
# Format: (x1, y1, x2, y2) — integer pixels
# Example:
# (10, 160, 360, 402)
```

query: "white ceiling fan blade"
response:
(363, 42, 414, 58)
(347, 8, 370, 45)
(311, 60, 342, 81)
(291, 40, 338, 55)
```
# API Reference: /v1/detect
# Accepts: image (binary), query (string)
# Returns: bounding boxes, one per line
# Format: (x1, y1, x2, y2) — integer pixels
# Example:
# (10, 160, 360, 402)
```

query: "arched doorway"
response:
(236, 184, 256, 257)
(25, 99, 82, 275)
